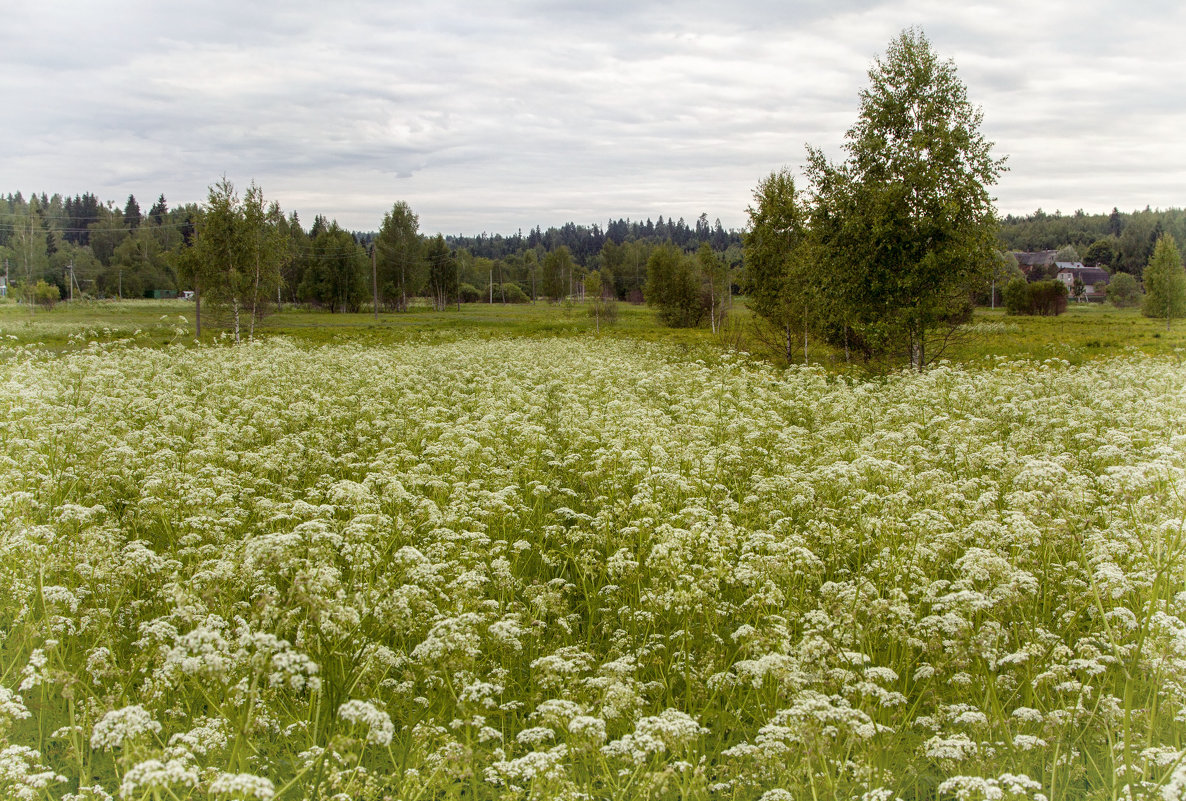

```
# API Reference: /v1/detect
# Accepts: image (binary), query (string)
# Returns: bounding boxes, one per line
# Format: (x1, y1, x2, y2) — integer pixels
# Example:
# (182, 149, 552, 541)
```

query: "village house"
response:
(1055, 262, 1111, 301)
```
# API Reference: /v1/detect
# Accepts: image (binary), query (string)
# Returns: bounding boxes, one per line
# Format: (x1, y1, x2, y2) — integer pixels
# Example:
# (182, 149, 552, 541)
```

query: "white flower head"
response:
(338, 700, 394, 746)
(91, 705, 163, 751)
(208, 772, 275, 800)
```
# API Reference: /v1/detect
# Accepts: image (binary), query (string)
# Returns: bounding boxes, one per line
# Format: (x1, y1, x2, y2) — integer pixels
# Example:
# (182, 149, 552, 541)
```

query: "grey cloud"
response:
(1, 0, 1182, 232)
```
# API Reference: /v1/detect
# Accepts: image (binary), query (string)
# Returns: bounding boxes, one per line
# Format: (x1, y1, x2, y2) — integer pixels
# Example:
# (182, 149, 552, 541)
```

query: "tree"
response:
(697, 243, 729, 335)
(542, 246, 572, 302)
(179, 178, 285, 341)
(1106, 272, 1141, 308)
(1083, 238, 1115, 269)
(644, 243, 704, 327)
(1142, 234, 1186, 329)
(806, 28, 1006, 370)
(240, 184, 286, 338)
(298, 222, 366, 313)
(1054, 244, 1080, 264)
(584, 269, 616, 333)
(124, 195, 142, 230)
(375, 202, 422, 310)
(982, 250, 1022, 309)
(180, 178, 244, 339)
(1117, 214, 1156, 276)
(744, 169, 812, 361)
(424, 234, 457, 311)
(10, 198, 49, 312)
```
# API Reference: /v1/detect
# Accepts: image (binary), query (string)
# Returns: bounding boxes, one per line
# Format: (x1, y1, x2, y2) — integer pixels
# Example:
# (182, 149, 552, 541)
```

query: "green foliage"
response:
(28, 278, 60, 307)
(1005, 278, 1068, 316)
(375, 201, 422, 310)
(807, 28, 1005, 370)
(584, 269, 617, 332)
(179, 178, 288, 341)
(1083, 237, 1116, 269)
(501, 282, 530, 303)
(697, 242, 729, 335)
(298, 221, 366, 313)
(542, 246, 573, 302)
(1054, 244, 1080, 263)
(1106, 271, 1141, 308)
(424, 234, 457, 310)
(123, 194, 141, 229)
(744, 169, 811, 360)
(644, 242, 705, 327)
(457, 282, 482, 303)
(1141, 234, 1186, 328)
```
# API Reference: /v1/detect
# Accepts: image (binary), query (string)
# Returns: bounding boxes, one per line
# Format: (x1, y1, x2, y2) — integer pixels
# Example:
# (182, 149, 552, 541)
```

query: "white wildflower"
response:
(91, 705, 163, 750)
(338, 700, 394, 746)
(208, 771, 275, 800)
(118, 758, 199, 800)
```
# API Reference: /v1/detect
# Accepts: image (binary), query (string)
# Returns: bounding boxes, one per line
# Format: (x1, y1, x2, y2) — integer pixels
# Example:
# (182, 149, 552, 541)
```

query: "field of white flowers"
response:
(1, 337, 1184, 801)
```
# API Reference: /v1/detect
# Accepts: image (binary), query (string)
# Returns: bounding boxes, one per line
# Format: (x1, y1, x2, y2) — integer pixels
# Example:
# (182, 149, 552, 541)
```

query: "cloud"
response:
(1, 0, 1183, 233)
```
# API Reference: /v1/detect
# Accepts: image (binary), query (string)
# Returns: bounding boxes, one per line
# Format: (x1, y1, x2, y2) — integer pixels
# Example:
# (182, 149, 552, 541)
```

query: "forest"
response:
(0, 188, 745, 311)
(2, 188, 1182, 308)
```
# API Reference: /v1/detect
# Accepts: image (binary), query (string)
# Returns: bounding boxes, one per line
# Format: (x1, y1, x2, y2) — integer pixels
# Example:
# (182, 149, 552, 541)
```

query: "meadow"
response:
(0, 300, 1184, 800)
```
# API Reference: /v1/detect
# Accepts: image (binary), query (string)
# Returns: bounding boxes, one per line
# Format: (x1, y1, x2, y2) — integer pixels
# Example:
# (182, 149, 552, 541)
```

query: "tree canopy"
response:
(805, 28, 1006, 370)
(1142, 233, 1186, 329)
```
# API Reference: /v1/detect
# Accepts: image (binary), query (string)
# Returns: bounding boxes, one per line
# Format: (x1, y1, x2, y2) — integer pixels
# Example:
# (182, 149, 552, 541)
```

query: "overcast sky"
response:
(2, 1, 1183, 235)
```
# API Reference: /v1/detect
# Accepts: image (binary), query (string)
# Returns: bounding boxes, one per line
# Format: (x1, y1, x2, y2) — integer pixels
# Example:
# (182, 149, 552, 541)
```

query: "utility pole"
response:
(371, 245, 379, 321)
(67, 262, 73, 302)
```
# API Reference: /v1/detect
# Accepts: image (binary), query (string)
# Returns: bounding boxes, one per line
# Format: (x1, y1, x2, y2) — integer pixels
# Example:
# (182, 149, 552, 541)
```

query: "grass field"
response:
(2, 297, 1185, 367)
(1, 298, 1185, 800)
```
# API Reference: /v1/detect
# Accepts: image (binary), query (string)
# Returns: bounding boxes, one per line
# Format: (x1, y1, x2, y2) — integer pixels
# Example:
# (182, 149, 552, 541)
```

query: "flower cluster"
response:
(0, 337, 1183, 799)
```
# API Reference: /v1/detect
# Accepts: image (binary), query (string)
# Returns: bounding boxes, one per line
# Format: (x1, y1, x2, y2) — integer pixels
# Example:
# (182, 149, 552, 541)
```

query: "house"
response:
(1013, 250, 1058, 279)
(1055, 263, 1110, 301)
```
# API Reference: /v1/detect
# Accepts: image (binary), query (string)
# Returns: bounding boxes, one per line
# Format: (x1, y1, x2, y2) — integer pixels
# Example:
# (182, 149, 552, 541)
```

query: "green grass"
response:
(2, 296, 1183, 368)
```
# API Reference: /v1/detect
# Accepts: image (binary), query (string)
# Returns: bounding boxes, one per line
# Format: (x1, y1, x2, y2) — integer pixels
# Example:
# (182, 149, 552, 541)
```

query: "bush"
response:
(457, 283, 482, 303)
(1002, 277, 1030, 315)
(1106, 272, 1142, 308)
(644, 244, 706, 327)
(500, 283, 530, 303)
(28, 279, 61, 309)
(1004, 278, 1067, 316)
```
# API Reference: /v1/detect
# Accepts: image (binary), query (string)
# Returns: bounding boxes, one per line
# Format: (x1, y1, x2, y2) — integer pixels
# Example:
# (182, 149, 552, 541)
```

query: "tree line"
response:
(998, 206, 1186, 277)
(0, 187, 745, 316)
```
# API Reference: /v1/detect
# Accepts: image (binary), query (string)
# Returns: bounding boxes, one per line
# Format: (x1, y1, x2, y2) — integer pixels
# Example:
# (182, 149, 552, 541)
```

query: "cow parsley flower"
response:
(338, 700, 394, 746)
(207, 772, 275, 800)
(90, 705, 162, 750)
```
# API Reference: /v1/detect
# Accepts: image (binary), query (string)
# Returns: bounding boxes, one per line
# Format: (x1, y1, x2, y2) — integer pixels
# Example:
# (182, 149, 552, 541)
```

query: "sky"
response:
(2, 1, 1184, 235)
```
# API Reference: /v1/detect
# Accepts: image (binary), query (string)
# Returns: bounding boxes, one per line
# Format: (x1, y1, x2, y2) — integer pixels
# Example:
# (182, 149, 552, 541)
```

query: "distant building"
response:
(1013, 250, 1058, 271)
(0, 277, 6, 298)
(1056, 264, 1111, 301)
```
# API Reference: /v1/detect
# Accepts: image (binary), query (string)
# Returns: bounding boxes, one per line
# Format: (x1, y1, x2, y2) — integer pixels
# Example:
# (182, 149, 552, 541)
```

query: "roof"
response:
(1057, 266, 1111, 284)
(1013, 250, 1058, 266)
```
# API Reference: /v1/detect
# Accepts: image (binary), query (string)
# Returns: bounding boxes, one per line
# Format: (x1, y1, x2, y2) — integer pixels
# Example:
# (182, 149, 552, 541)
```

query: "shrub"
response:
(1106, 272, 1142, 308)
(1002, 277, 1030, 315)
(29, 279, 61, 309)
(1004, 278, 1067, 316)
(500, 283, 530, 303)
(457, 282, 482, 303)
